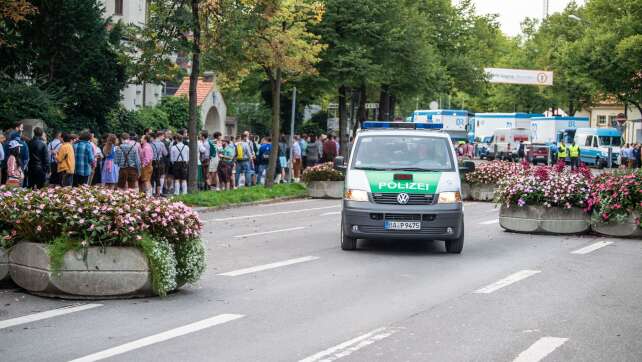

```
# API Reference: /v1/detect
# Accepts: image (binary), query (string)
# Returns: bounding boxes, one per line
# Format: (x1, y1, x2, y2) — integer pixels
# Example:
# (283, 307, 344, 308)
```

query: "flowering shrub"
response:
(586, 170, 642, 226)
(0, 186, 205, 296)
(495, 165, 592, 209)
(302, 162, 345, 182)
(464, 161, 525, 185)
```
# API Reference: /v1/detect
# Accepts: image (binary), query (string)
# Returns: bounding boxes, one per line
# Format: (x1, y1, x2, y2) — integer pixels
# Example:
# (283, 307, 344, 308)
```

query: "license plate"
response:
(384, 221, 421, 231)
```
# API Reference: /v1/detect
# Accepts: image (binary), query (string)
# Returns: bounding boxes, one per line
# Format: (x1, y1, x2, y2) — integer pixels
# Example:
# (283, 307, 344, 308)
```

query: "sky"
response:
(457, 0, 584, 36)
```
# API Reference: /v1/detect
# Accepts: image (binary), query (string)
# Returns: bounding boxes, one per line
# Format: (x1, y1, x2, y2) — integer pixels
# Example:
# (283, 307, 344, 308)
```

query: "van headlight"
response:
(344, 189, 369, 202)
(438, 192, 462, 204)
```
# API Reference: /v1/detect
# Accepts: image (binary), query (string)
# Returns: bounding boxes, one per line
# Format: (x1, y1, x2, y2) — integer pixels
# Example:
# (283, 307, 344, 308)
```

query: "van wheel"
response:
(445, 223, 464, 254)
(341, 223, 357, 251)
(596, 157, 604, 169)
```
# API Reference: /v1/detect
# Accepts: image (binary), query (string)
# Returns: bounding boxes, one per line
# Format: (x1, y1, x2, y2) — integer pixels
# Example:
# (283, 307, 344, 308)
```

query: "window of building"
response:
(597, 115, 607, 126)
(608, 115, 617, 127)
(115, 0, 123, 16)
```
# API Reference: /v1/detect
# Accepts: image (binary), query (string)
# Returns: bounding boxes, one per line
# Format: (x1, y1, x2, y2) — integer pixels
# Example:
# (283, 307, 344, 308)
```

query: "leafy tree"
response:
(158, 95, 193, 130)
(0, 0, 127, 133)
(0, 79, 63, 131)
(0, 0, 36, 45)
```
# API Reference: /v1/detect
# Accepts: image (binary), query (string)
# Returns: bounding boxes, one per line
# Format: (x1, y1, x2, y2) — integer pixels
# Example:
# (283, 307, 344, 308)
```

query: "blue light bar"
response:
(362, 122, 444, 130)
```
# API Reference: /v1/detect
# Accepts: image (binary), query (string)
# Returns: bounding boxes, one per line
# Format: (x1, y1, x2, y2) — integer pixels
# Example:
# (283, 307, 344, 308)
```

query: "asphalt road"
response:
(1, 199, 641, 362)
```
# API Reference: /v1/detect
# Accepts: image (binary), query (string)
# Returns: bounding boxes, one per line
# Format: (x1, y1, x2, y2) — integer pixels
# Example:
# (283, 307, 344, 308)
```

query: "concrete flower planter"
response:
(592, 213, 642, 239)
(306, 181, 344, 199)
(468, 183, 497, 202)
(499, 205, 590, 234)
(0, 248, 9, 284)
(9, 242, 155, 299)
(460, 182, 471, 201)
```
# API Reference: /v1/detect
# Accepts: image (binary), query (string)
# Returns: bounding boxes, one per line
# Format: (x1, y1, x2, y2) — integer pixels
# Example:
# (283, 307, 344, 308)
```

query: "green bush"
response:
(158, 96, 195, 130)
(0, 80, 64, 131)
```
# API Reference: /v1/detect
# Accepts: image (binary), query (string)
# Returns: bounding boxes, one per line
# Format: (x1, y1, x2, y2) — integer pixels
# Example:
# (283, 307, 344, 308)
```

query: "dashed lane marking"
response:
(68, 314, 244, 362)
(233, 226, 306, 239)
(257, 199, 316, 207)
(321, 211, 341, 216)
(218, 256, 320, 277)
(474, 270, 541, 294)
(480, 219, 499, 225)
(0, 304, 102, 330)
(571, 240, 614, 255)
(204, 205, 340, 222)
(299, 327, 400, 362)
(513, 337, 568, 362)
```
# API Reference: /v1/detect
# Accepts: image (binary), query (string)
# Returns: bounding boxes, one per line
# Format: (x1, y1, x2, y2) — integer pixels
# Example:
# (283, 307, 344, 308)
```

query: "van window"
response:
(352, 135, 454, 172)
(585, 136, 593, 147)
(598, 136, 622, 147)
(592, 137, 598, 147)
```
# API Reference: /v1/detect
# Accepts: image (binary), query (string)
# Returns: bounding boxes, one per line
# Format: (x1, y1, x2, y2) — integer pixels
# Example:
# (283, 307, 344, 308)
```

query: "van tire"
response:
(596, 157, 604, 169)
(445, 223, 464, 254)
(341, 223, 357, 251)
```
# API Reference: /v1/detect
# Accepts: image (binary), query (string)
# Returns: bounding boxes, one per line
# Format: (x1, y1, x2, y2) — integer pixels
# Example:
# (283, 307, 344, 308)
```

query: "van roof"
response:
(575, 128, 621, 137)
(358, 128, 452, 140)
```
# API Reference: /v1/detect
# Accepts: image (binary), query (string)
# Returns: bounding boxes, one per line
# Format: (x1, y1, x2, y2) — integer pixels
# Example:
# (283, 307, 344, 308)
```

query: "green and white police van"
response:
(337, 122, 474, 253)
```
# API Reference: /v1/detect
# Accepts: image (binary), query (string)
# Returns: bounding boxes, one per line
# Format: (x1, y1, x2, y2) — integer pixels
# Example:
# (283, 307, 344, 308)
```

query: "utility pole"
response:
(543, 0, 549, 19)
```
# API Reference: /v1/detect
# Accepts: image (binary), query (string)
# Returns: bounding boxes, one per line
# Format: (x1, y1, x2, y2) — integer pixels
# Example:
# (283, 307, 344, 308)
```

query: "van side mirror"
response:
(334, 156, 347, 172)
(460, 160, 475, 174)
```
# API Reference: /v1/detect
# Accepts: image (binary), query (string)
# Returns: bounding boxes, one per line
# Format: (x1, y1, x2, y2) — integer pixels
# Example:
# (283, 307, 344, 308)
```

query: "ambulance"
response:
(336, 122, 473, 254)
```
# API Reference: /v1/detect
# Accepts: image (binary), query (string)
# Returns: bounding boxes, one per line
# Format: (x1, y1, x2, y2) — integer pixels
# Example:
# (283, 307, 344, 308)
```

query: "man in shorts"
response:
(218, 138, 235, 190)
(208, 132, 222, 190)
(151, 131, 168, 197)
(115, 133, 141, 190)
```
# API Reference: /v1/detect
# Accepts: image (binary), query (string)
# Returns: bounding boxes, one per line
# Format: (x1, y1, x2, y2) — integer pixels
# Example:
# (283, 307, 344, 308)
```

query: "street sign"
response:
(485, 68, 554, 86)
(365, 103, 379, 110)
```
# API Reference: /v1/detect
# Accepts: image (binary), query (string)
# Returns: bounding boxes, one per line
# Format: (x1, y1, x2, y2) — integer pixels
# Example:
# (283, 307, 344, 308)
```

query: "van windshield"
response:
(598, 136, 622, 147)
(351, 135, 454, 171)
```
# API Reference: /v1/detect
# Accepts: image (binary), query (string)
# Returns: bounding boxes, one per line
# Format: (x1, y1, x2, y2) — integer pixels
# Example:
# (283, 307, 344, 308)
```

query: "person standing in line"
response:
(162, 130, 174, 195)
(89, 133, 103, 185)
(101, 134, 119, 189)
(27, 127, 49, 189)
(139, 135, 154, 196)
(207, 132, 222, 191)
(278, 136, 288, 183)
(634, 144, 641, 168)
(256, 137, 271, 185)
(56, 132, 75, 187)
(322, 135, 337, 163)
(299, 134, 308, 168)
(115, 133, 141, 190)
(549, 142, 558, 165)
(72, 131, 95, 186)
(218, 138, 235, 190)
(234, 133, 255, 188)
(306, 135, 320, 167)
(292, 135, 302, 182)
(170, 135, 189, 195)
(47, 131, 62, 185)
(151, 132, 168, 197)
(198, 131, 210, 190)
(6, 141, 24, 187)
(557, 140, 567, 166)
(0, 133, 4, 184)
(569, 140, 580, 170)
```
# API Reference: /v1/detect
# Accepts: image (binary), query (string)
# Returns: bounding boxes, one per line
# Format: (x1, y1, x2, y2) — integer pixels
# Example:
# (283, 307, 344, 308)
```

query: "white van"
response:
(337, 122, 473, 254)
(574, 128, 622, 167)
(488, 128, 530, 160)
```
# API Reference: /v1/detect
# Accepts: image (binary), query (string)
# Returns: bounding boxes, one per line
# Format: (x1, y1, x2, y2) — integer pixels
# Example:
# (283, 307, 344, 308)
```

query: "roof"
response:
(358, 129, 451, 139)
(174, 77, 215, 106)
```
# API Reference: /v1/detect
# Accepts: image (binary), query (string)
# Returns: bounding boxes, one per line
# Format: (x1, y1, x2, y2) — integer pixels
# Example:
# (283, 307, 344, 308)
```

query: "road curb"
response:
(192, 196, 311, 214)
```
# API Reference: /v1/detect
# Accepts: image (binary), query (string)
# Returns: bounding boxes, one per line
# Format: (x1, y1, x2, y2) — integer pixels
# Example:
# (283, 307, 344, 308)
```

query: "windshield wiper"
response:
(354, 166, 391, 171)
(389, 167, 442, 172)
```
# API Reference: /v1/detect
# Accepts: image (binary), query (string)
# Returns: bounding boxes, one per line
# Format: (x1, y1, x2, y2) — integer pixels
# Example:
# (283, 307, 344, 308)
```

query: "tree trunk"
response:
(265, 68, 282, 188)
(142, 82, 147, 108)
(338, 85, 348, 158)
(379, 85, 390, 121)
(389, 94, 396, 120)
(187, 0, 201, 193)
(355, 83, 367, 131)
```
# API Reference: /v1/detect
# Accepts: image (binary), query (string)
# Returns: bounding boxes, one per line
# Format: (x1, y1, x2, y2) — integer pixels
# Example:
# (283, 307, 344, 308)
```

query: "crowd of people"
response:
(0, 121, 344, 195)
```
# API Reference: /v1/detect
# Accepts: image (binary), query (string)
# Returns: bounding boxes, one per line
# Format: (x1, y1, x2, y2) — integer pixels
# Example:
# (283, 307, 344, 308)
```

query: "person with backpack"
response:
(256, 137, 272, 185)
(306, 135, 320, 167)
(115, 133, 141, 190)
(234, 132, 255, 188)
(47, 131, 62, 185)
(170, 135, 189, 195)
(56, 132, 75, 187)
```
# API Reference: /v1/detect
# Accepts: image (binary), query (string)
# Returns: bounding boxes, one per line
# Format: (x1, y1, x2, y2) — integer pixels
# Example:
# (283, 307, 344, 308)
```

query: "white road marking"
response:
(205, 205, 339, 222)
(480, 219, 499, 225)
(571, 240, 614, 255)
(218, 256, 320, 277)
(258, 199, 315, 207)
(513, 337, 568, 362)
(233, 226, 306, 238)
(299, 327, 400, 362)
(0, 304, 102, 330)
(68, 314, 244, 362)
(321, 211, 341, 216)
(474, 270, 541, 294)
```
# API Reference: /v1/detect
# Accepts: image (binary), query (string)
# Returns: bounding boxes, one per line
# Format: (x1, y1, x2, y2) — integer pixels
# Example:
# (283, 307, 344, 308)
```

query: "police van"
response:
(336, 122, 474, 254)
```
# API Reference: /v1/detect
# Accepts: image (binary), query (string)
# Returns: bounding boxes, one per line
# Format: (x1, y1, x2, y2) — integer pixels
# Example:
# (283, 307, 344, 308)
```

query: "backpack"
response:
(236, 142, 244, 160)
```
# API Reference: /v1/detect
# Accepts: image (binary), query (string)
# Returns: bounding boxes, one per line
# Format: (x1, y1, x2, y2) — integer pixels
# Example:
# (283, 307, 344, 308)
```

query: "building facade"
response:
(576, 101, 642, 143)
(101, 0, 164, 110)
(174, 73, 232, 136)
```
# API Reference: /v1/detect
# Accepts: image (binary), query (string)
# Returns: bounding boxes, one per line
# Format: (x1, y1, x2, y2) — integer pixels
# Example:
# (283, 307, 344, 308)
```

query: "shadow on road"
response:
(354, 239, 449, 256)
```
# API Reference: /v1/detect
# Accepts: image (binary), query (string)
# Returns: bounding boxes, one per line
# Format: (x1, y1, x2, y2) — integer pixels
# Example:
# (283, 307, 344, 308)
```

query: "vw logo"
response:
(397, 193, 410, 205)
